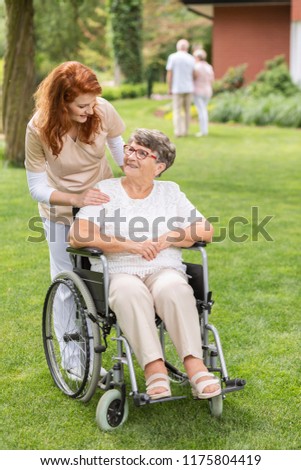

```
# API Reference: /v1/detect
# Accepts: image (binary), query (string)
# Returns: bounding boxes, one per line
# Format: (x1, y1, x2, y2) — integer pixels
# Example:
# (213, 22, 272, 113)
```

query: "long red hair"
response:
(33, 61, 102, 156)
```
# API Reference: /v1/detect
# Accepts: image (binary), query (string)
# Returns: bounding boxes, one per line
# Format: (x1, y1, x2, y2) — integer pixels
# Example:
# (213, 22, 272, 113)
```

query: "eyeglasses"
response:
(123, 145, 157, 160)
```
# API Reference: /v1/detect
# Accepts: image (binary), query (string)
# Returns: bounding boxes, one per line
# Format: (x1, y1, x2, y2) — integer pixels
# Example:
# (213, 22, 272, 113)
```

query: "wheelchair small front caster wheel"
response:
(209, 394, 223, 418)
(96, 389, 129, 431)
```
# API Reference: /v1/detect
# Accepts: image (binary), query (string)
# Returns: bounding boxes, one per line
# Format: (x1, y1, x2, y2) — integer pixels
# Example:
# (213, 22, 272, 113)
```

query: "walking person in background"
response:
(166, 39, 195, 137)
(193, 49, 215, 137)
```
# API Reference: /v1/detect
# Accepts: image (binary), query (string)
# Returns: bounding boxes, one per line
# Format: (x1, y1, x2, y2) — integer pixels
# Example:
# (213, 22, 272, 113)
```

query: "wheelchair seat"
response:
(70, 246, 205, 314)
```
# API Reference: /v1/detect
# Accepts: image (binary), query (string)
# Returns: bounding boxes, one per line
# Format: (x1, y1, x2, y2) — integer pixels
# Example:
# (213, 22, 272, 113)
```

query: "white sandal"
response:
(190, 371, 221, 399)
(146, 373, 171, 400)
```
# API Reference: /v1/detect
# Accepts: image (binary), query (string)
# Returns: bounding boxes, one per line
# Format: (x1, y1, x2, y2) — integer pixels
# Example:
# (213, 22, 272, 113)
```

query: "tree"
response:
(34, 0, 110, 74)
(109, 0, 143, 84)
(34, 0, 81, 68)
(2, 0, 110, 166)
(3, 0, 35, 166)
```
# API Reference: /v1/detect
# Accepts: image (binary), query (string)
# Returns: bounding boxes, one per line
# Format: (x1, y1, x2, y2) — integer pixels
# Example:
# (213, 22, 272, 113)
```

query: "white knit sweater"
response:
(77, 178, 204, 277)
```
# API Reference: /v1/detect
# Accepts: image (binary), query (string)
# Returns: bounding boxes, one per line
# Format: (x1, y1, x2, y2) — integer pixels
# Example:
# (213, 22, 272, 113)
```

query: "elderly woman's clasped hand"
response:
(128, 239, 160, 261)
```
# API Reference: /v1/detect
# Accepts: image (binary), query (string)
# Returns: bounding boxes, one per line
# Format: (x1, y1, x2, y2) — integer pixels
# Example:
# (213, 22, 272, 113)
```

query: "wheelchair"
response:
(42, 241, 246, 431)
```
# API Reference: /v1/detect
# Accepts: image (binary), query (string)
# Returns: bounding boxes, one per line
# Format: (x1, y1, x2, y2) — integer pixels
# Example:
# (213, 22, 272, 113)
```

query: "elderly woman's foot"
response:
(184, 355, 221, 399)
(189, 371, 221, 399)
(144, 359, 171, 400)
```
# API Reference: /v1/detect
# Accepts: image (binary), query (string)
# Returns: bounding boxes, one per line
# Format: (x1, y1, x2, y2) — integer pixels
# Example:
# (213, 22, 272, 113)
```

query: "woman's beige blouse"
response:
(25, 97, 125, 224)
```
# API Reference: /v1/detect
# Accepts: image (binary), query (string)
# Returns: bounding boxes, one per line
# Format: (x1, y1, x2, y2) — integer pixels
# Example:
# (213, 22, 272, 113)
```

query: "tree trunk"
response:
(114, 61, 122, 86)
(109, 0, 143, 84)
(3, 0, 35, 166)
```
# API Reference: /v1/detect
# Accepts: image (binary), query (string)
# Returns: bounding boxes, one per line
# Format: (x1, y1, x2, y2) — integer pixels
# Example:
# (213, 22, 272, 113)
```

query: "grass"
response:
(0, 98, 300, 450)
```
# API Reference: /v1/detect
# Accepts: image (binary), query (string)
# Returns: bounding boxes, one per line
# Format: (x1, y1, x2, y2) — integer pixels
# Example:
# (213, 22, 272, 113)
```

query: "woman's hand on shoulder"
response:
(72, 188, 110, 208)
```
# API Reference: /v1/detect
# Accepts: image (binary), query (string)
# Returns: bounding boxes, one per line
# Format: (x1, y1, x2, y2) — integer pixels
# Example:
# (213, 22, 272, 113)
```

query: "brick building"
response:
(182, 0, 301, 85)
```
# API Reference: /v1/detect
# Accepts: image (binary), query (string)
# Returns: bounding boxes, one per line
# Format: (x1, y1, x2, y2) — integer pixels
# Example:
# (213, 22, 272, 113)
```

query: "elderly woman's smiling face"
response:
(123, 141, 166, 179)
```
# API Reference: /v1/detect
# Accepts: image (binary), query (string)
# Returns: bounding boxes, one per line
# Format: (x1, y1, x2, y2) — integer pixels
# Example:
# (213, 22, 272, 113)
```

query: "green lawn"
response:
(0, 98, 300, 450)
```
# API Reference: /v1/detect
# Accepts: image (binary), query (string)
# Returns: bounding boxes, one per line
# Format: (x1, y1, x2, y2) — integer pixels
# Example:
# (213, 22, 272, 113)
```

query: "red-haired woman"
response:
(25, 61, 126, 280)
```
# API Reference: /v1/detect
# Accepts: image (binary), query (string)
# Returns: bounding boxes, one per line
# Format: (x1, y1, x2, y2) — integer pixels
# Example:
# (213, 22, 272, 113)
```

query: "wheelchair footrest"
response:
(148, 395, 187, 404)
(222, 378, 246, 394)
(133, 392, 186, 407)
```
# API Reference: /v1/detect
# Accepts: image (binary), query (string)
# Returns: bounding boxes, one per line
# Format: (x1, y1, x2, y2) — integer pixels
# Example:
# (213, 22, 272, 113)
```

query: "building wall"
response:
(213, 5, 290, 82)
(292, 0, 301, 21)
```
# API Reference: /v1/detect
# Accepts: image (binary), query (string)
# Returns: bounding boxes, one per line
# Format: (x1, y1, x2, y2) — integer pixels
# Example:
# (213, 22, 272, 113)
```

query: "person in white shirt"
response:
(69, 128, 221, 401)
(166, 39, 195, 137)
(193, 49, 215, 137)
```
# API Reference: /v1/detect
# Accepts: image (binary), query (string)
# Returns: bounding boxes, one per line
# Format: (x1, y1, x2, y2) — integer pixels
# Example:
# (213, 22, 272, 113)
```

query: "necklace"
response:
(67, 125, 79, 142)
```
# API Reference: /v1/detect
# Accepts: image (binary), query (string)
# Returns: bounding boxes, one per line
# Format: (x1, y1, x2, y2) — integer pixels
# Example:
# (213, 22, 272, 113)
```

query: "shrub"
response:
(102, 83, 147, 101)
(247, 55, 299, 98)
(152, 82, 169, 96)
(209, 91, 244, 122)
(119, 83, 147, 99)
(240, 94, 283, 126)
(213, 64, 247, 95)
(273, 96, 301, 128)
(208, 55, 301, 128)
(209, 91, 301, 128)
(101, 87, 122, 101)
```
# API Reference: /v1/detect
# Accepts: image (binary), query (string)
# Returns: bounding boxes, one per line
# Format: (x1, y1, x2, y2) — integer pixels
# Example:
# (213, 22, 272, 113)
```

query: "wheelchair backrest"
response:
(73, 267, 106, 314)
(185, 262, 205, 301)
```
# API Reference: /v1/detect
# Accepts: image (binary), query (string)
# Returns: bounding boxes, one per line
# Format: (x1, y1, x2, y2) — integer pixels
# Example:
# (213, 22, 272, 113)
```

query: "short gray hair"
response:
(128, 128, 176, 173)
(177, 39, 189, 51)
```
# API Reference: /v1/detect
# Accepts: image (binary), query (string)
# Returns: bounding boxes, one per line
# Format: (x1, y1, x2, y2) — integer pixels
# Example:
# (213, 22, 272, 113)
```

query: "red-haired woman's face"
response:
(67, 93, 98, 123)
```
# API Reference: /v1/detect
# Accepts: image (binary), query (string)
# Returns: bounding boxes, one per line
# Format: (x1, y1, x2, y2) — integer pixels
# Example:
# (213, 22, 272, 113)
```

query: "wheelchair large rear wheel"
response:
(43, 271, 102, 402)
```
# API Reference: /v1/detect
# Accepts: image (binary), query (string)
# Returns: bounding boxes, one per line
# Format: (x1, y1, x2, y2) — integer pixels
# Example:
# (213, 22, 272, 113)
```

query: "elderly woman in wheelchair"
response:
(68, 128, 221, 401)
(43, 128, 245, 429)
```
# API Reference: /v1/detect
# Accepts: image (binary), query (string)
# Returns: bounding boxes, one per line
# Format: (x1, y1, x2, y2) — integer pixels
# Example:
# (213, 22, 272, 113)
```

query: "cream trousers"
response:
(109, 269, 203, 369)
(41, 217, 72, 280)
(193, 94, 210, 135)
(172, 93, 192, 137)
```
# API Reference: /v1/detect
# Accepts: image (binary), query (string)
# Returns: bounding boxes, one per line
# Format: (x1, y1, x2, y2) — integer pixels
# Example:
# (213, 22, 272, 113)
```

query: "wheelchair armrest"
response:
(184, 241, 207, 250)
(67, 242, 207, 258)
(66, 246, 104, 257)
